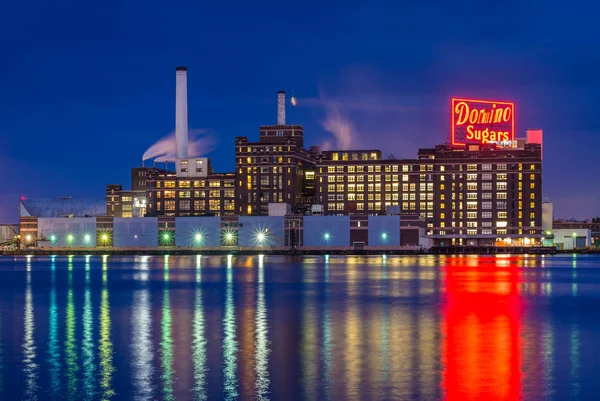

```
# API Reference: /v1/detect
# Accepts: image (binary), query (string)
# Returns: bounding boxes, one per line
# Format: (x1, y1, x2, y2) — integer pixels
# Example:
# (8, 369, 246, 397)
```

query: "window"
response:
(348, 166, 355, 173)
(164, 190, 176, 199)
(467, 183, 478, 191)
(467, 174, 478, 181)
(336, 166, 344, 173)
(180, 200, 190, 210)
(336, 175, 344, 182)
(336, 185, 344, 192)
(327, 184, 335, 192)
(496, 221, 507, 228)
(498, 211, 508, 219)
(467, 164, 477, 171)
(327, 166, 335, 173)
(482, 212, 492, 219)
(481, 182, 492, 191)
(467, 202, 478, 210)
(209, 200, 220, 211)
(164, 200, 175, 211)
(530, 183, 535, 189)
(467, 193, 477, 200)
(497, 182, 507, 191)
(179, 191, 191, 198)
(482, 229, 492, 235)
(482, 164, 492, 170)
(497, 173, 507, 180)
(467, 212, 477, 219)
(530, 164, 535, 171)
(530, 174, 535, 180)
(164, 181, 176, 188)
(328, 175, 335, 182)
(180, 181, 191, 188)
(194, 200, 205, 210)
(497, 164, 507, 170)
(482, 201, 492, 209)
(467, 222, 478, 228)
(497, 192, 507, 200)
(497, 201, 507, 209)
(482, 173, 492, 180)
(530, 212, 535, 219)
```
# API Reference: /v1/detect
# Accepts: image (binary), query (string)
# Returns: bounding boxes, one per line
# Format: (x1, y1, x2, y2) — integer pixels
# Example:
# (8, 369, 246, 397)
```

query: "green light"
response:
(163, 233, 171, 240)
(226, 232, 233, 241)
(324, 232, 330, 241)
(67, 234, 74, 242)
(381, 232, 388, 240)
(50, 235, 56, 242)
(195, 233, 202, 242)
(84, 234, 91, 243)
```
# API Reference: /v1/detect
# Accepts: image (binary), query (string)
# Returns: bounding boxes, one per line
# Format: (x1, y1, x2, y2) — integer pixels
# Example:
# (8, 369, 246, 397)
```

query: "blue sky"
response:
(1, 0, 599, 222)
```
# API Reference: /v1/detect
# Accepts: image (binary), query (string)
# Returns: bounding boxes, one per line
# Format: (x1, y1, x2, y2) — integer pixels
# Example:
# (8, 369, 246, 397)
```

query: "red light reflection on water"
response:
(442, 256, 522, 400)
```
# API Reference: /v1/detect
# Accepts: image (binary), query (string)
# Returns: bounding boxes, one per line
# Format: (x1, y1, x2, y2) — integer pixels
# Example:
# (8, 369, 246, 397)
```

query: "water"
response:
(0, 254, 599, 400)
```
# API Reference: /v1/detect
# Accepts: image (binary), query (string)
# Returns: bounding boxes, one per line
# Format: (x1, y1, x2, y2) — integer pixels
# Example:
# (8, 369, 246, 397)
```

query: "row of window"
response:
(158, 180, 233, 189)
(323, 163, 537, 174)
(155, 190, 235, 199)
(155, 199, 235, 211)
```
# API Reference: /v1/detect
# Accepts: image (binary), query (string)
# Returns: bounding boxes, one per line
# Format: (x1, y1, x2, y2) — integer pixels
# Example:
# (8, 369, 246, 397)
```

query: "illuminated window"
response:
(467, 164, 477, 171)
(357, 203, 364, 211)
(496, 221, 507, 228)
(327, 184, 335, 192)
(466, 201, 478, 210)
(467, 183, 477, 191)
(467, 174, 477, 181)
(530, 164, 535, 170)
(497, 192, 507, 199)
(530, 212, 535, 219)
(440, 184, 445, 191)
(409, 183, 416, 191)
(497, 173, 507, 181)
(498, 211, 508, 219)
(179, 191, 191, 198)
(497, 201, 507, 210)
(180, 181, 191, 188)
(164, 200, 175, 211)
(368, 166, 374, 173)
(336, 185, 344, 192)
(164, 190, 176, 199)
(467, 212, 477, 219)
(164, 181, 176, 188)
(518, 164, 523, 171)
(530, 183, 535, 189)
(332, 153, 339, 161)
(336, 176, 344, 183)
(497, 182, 507, 191)
(357, 166, 364, 173)
(530, 174, 535, 181)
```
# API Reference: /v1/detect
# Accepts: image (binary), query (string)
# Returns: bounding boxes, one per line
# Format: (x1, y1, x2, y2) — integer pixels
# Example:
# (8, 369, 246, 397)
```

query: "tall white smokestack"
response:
(175, 66, 188, 159)
(277, 90, 286, 125)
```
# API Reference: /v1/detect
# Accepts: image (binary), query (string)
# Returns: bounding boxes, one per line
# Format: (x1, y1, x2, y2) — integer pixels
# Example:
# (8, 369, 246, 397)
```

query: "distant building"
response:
(314, 142, 543, 247)
(145, 159, 236, 217)
(106, 167, 164, 218)
(235, 91, 317, 216)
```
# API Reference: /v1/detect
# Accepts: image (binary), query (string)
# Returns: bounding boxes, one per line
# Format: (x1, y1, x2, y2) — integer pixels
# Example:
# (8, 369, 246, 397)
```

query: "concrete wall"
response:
(238, 216, 285, 247)
(113, 217, 158, 247)
(303, 216, 350, 247)
(175, 217, 221, 247)
(368, 215, 400, 246)
(38, 217, 97, 247)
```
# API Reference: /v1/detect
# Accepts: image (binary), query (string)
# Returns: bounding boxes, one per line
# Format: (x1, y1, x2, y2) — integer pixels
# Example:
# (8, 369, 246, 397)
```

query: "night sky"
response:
(1, 0, 599, 223)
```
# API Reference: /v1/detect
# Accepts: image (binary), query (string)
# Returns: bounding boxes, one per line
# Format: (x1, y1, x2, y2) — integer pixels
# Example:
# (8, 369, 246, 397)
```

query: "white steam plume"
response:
(318, 91, 356, 150)
(142, 129, 216, 162)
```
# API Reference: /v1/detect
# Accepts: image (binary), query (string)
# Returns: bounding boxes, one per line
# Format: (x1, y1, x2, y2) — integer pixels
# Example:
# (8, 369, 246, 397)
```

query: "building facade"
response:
(314, 142, 543, 246)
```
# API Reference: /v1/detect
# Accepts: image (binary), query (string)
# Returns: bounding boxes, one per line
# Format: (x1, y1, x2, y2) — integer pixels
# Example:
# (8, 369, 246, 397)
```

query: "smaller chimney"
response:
(277, 90, 286, 125)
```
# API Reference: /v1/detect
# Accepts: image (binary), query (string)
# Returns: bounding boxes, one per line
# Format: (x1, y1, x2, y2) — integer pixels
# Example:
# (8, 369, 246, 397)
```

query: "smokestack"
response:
(175, 66, 188, 159)
(277, 90, 286, 125)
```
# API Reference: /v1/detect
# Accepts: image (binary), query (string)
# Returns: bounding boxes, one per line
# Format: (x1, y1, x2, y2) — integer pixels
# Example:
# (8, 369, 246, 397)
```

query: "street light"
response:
(195, 233, 202, 242)
(67, 234, 74, 243)
(25, 234, 32, 242)
(84, 234, 91, 243)
(50, 235, 56, 243)
(381, 232, 388, 241)
(324, 232, 330, 241)
(257, 232, 265, 243)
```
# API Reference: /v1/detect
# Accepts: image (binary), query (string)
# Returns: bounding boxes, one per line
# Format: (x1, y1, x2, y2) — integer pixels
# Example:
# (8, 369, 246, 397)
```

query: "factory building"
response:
(16, 214, 424, 251)
(235, 91, 317, 216)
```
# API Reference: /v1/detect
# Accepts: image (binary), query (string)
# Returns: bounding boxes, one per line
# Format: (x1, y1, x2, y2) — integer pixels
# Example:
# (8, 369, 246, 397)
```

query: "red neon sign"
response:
(451, 98, 515, 147)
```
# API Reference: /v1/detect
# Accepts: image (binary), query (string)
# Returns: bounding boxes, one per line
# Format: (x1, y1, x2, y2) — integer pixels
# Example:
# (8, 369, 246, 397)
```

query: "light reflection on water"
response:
(0, 254, 599, 400)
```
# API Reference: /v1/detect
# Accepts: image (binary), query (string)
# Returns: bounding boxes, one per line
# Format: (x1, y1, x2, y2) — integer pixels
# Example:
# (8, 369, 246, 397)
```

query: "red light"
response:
(451, 98, 515, 148)
(20, 196, 26, 201)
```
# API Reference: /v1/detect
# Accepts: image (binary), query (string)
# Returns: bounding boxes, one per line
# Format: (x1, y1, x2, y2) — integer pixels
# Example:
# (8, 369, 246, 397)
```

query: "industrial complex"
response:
(2, 67, 592, 253)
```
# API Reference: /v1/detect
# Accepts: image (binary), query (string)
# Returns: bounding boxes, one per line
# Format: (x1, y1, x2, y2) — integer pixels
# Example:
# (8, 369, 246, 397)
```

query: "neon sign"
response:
(451, 98, 515, 147)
